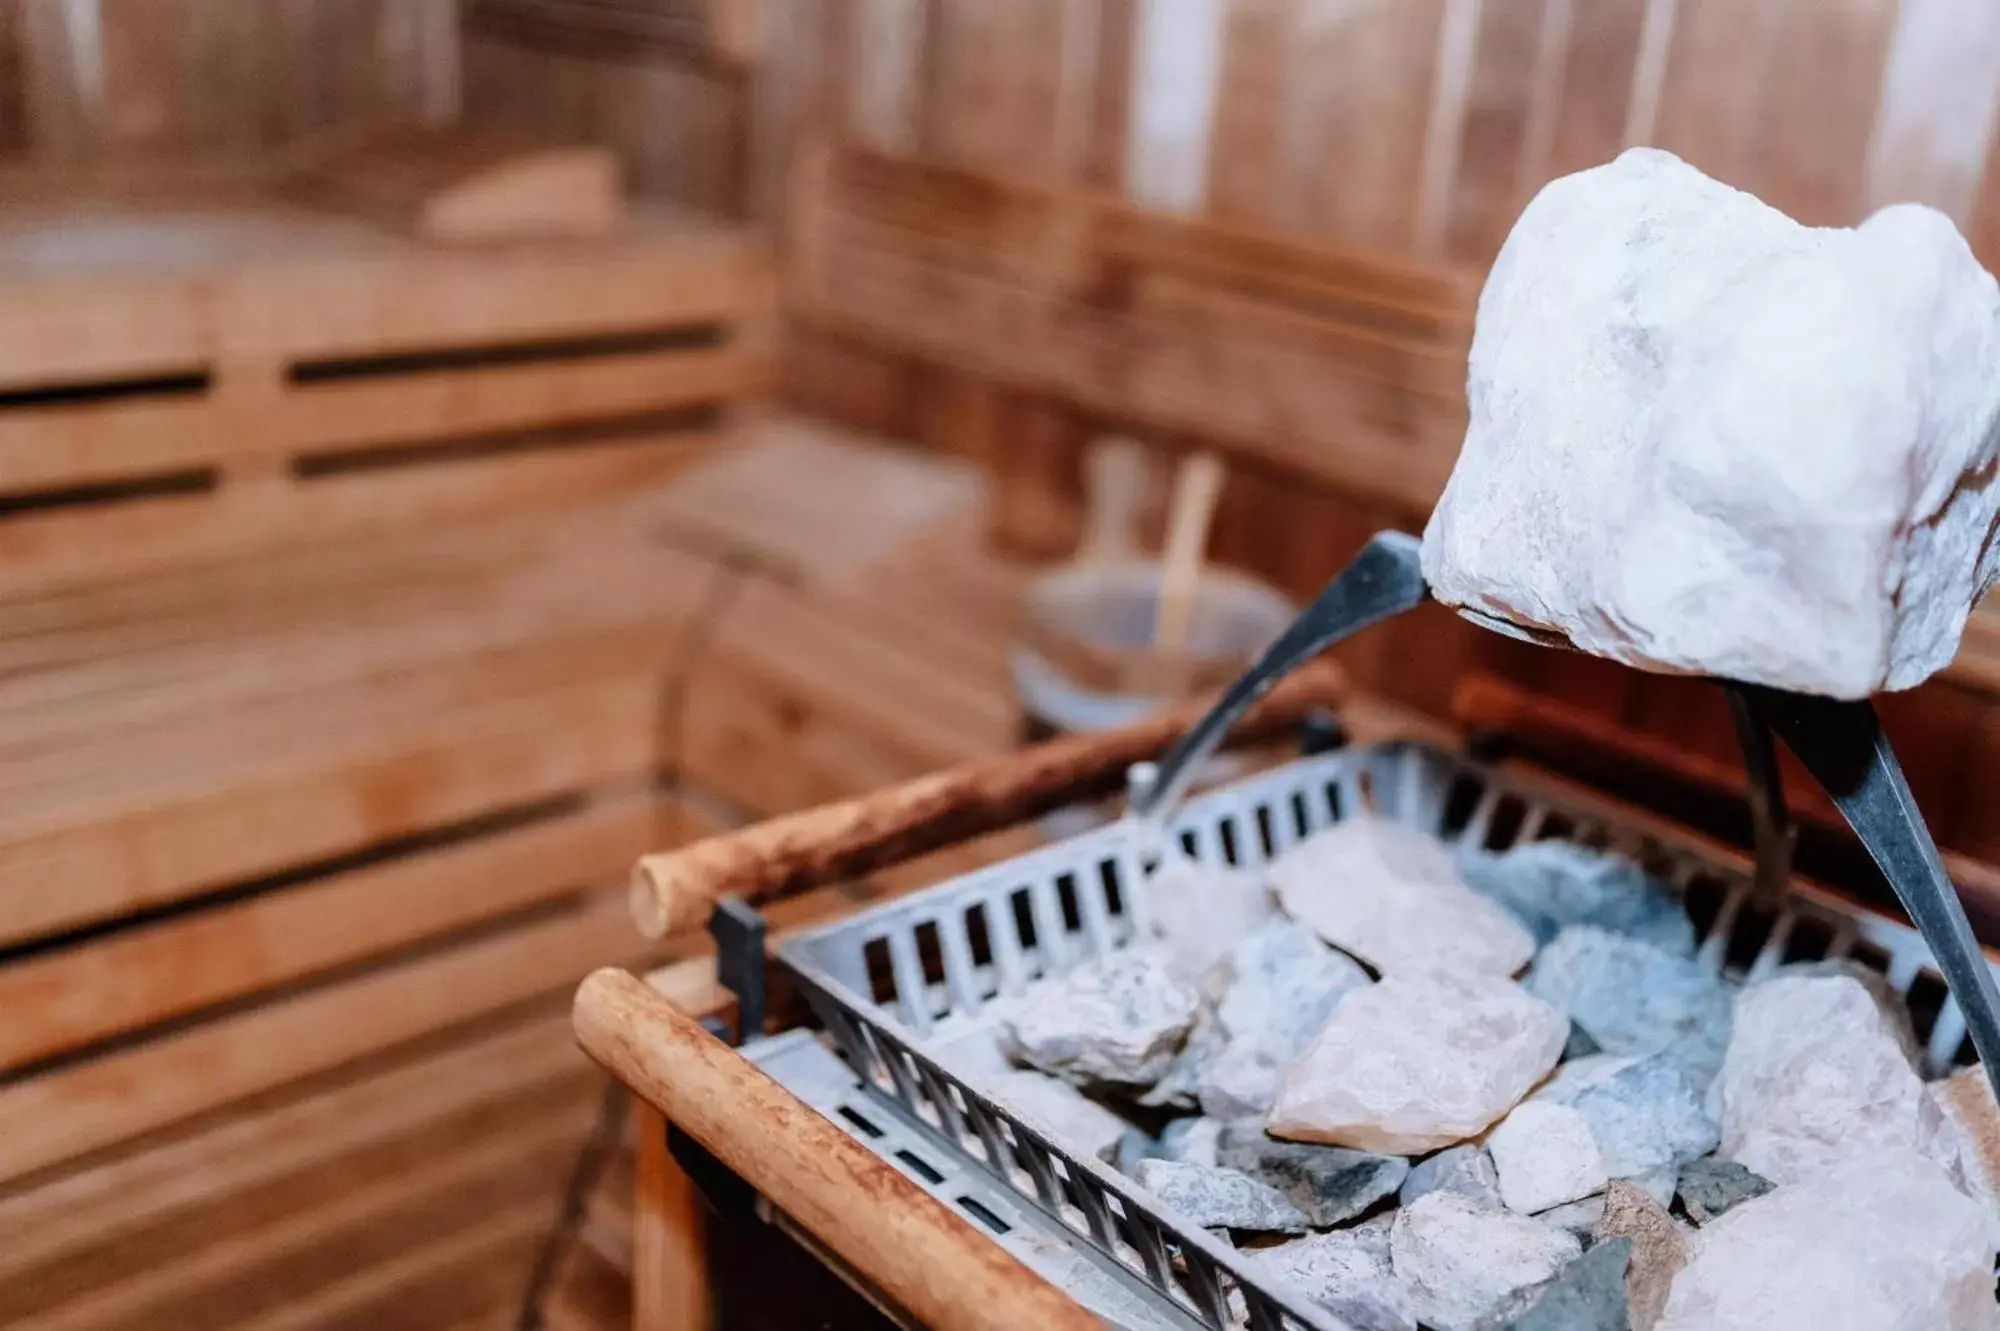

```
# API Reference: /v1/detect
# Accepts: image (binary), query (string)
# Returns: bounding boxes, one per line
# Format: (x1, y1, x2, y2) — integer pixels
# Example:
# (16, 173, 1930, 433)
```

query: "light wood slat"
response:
(1545, 0, 1649, 177)
(1861, 0, 2000, 223)
(0, 1008, 581, 1282)
(29, 1123, 578, 1331)
(1276, 0, 1447, 244)
(1444, 0, 1550, 261)
(0, 1067, 596, 1323)
(0, 792, 661, 1072)
(0, 887, 655, 1183)
(0, 668, 666, 948)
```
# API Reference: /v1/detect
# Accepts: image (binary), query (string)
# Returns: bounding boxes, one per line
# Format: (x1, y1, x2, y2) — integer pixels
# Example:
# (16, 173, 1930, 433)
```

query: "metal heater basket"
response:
(767, 739, 1995, 1330)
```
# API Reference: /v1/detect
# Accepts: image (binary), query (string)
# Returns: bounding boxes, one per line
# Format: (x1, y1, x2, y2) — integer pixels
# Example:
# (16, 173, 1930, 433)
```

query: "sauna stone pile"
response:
(975, 819, 2000, 1331)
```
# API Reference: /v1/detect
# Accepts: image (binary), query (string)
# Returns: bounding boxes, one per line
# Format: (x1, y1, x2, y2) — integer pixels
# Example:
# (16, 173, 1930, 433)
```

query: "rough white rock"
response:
(1488, 1101, 1609, 1214)
(1161, 1115, 1227, 1168)
(1400, 1145, 1504, 1210)
(1255, 1227, 1418, 1331)
(1145, 852, 1276, 984)
(987, 1069, 1128, 1164)
(1199, 920, 1371, 1117)
(1420, 146, 2000, 699)
(1655, 1149, 1999, 1331)
(999, 947, 1201, 1090)
(1716, 974, 1955, 1185)
(1132, 1158, 1309, 1233)
(1390, 1192, 1582, 1331)
(1534, 1195, 1606, 1237)
(1270, 969, 1569, 1154)
(1271, 815, 1536, 978)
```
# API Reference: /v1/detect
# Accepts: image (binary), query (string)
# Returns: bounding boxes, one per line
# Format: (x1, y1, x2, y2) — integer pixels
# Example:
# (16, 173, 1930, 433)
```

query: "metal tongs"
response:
(1127, 530, 2000, 1095)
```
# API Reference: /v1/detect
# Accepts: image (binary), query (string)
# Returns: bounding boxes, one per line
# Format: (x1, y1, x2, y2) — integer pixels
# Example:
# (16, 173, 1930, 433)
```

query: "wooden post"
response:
(632, 1103, 711, 1331)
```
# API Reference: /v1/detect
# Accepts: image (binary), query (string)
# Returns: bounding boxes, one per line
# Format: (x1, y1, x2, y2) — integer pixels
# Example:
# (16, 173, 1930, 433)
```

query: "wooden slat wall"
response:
(742, 0, 2000, 268)
(5, 0, 458, 160)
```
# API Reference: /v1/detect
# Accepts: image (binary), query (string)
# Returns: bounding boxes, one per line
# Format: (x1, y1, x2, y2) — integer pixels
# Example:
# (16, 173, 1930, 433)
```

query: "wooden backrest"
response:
(789, 141, 1481, 516)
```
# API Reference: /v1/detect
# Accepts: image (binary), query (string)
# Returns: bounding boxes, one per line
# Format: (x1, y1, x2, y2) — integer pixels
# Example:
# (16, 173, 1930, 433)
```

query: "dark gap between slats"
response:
(0, 468, 217, 520)
(286, 322, 726, 385)
(0, 791, 589, 971)
(289, 403, 722, 478)
(0, 369, 210, 411)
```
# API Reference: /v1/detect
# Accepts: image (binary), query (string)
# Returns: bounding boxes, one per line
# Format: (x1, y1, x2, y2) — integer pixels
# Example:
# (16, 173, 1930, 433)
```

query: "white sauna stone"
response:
(1420, 147, 2000, 698)
(1268, 969, 1568, 1154)
(1270, 815, 1535, 978)
(1654, 1149, 1998, 1331)
(1715, 974, 1956, 1185)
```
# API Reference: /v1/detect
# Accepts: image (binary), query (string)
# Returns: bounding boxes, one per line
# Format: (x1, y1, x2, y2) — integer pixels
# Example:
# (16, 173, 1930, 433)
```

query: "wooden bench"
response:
(0, 178, 772, 596)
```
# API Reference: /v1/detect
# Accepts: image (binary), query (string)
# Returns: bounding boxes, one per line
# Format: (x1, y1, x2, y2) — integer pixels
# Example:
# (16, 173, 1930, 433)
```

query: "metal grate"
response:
(775, 740, 1997, 1329)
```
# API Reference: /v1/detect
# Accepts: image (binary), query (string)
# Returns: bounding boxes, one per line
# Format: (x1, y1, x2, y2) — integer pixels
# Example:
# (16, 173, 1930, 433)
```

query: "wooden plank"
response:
(1751, 0, 1899, 226)
(29, 1122, 577, 1331)
(1544, 0, 1648, 178)
(0, 2, 22, 154)
(1123, 0, 1227, 212)
(633, 1103, 711, 1331)
(0, 791, 660, 1073)
(929, 1, 1072, 178)
(1276, 0, 1447, 246)
(1861, 0, 2000, 223)
(0, 666, 668, 947)
(0, 1007, 582, 1282)
(1651, 0, 1785, 191)
(0, 1065, 595, 1323)
(1444, 0, 1550, 261)
(847, 0, 930, 153)
(1081, 0, 1137, 190)
(1204, 0, 1291, 224)
(0, 886, 659, 1183)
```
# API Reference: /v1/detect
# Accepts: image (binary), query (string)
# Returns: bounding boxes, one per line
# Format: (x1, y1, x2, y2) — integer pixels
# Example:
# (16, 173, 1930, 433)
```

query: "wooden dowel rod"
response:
(572, 969, 1100, 1331)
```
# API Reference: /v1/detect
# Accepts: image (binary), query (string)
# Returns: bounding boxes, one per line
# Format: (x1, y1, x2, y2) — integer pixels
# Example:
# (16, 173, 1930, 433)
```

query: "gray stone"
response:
(1526, 927, 1732, 1088)
(1716, 974, 1957, 1185)
(1401, 1145, 1505, 1210)
(1271, 814, 1537, 979)
(1198, 920, 1370, 1118)
(1000, 948, 1201, 1090)
(1540, 1052, 1717, 1181)
(1656, 1148, 1996, 1331)
(987, 1069, 1129, 1164)
(1477, 1239, 1632, 1331)
(1254, 1228, 1418, 1331)
(1489, 1101, 1609, 1214)
(1533, 1196, 1605, 1237)
(1128, 1159, 1312, 1231)
(1391, 1193, 1583, 1331)
(1673, 1156, 1773, 1225)
(1132, 1158, 1309, 1234)
(1160, 1115, 1226, 1168)
(1270, 969, 1569, 1154)
(1462, 842, 1694, 955)
(1136, 1002, 1225, 1109)
(1593, 1180, 1687, 1331)
(1419, 146, 2000, 699)
(1216, 1125, 1410, 1227)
